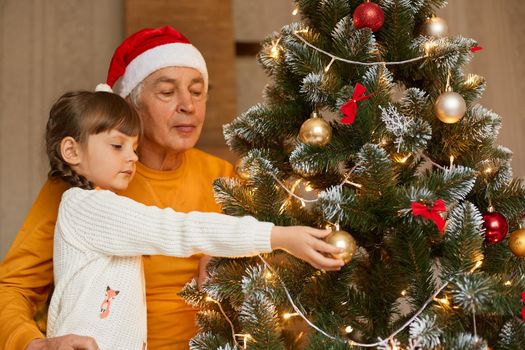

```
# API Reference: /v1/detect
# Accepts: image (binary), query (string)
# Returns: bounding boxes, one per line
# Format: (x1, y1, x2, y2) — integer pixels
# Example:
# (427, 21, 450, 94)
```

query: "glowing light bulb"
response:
(398, 154, 410, 163)
(424, 41, 437, 56)
(270, 38, 282, 59)
(464, 74, 482, 88)
(434, 295, 449, 306)
(470, 259, 483, 273)
(270, 46, 279, 59)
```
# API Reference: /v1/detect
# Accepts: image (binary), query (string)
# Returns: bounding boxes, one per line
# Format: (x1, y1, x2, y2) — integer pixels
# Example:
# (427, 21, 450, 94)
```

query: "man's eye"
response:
(111, 144, 122, 149)
(161, 90, 174, 96)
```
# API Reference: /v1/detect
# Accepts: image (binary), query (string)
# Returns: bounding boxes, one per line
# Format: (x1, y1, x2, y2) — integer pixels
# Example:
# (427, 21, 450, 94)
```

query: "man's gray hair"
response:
(128, 82, 143, 110)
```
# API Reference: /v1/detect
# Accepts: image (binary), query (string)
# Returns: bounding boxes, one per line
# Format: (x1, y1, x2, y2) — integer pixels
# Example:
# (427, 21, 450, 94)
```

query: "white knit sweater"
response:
(47, 187, 273, 350)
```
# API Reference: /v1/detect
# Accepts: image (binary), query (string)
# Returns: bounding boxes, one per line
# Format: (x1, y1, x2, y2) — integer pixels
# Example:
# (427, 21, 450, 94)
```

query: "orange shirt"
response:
(0, 148, 235, 350)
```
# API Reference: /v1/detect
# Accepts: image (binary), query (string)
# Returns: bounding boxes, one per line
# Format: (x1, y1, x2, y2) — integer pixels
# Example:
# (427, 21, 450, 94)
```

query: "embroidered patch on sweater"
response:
(100, 286, 120, 319)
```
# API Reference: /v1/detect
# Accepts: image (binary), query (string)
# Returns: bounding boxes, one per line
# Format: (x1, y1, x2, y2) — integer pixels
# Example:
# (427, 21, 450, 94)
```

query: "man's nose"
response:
(176, 91, 195, 114)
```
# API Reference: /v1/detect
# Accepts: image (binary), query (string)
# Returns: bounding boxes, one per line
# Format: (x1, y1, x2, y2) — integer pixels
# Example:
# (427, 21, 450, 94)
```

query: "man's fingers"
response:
(197, 272, 209, 288)
(197, 255, 212, 288)
(25, 333, 99, 350)
(68, 335, 99, 350)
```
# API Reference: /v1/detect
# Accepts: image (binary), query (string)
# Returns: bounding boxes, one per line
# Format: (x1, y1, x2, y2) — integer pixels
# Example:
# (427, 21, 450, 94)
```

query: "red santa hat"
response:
(96, 26, 208, 98)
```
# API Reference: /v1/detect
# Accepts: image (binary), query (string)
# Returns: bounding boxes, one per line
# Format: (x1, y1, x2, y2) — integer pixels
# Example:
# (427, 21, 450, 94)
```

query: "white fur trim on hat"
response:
(114, 43, 208, 98)
(95, 83, 113, 93)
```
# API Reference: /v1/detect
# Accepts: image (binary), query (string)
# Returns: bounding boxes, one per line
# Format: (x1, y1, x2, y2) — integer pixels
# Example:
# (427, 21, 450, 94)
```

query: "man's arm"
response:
(0, 179, 67, 349)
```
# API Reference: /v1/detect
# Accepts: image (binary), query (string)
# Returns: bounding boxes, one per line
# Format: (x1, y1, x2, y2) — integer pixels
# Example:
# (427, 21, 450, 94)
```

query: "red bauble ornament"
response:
(353, 2, 385, 32)
(482, 211, 509, 244)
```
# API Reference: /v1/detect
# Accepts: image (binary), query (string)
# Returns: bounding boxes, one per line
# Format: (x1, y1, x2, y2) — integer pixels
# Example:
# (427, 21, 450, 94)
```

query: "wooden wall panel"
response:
(0, 0, 123, 258)
(125, 0, 237, 162)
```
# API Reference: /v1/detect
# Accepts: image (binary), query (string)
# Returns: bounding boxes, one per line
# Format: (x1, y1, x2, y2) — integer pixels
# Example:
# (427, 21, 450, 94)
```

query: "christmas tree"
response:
(181, 0, 525, 348)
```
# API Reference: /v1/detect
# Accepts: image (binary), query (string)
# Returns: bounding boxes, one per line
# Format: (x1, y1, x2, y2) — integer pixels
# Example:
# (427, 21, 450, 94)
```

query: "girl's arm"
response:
(59, 188, 344, 270)
(58, 187, 272, 258)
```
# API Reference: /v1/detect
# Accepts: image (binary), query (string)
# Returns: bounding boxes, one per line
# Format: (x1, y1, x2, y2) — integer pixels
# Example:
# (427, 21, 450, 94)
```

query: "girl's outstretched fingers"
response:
(306, 227, 333, 238)
(308, 251, 345, 271)
(315, 238, 344, 256)
(270, 226, 345, 271)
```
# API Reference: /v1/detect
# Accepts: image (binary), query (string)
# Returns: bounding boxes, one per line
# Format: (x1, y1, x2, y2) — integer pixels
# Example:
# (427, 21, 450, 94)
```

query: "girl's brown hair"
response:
(46, 91, 142, 189)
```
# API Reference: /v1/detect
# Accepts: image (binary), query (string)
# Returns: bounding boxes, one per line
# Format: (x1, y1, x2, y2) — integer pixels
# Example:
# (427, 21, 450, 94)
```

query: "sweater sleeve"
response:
(58, 188, 274, 257)
(0, 179, 69, 350)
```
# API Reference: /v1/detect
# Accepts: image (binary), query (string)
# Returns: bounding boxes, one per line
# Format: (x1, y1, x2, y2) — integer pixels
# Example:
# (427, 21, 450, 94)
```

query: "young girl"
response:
(45, 91, 343, 349)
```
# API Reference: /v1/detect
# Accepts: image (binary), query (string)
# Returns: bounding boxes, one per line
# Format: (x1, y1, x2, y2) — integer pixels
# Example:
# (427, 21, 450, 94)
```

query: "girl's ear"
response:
(60, 137, 82, 166)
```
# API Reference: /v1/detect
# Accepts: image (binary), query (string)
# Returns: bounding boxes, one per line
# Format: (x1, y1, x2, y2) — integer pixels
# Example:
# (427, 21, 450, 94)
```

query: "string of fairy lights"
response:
(203, 255, 493, 348)
(201, 248, 508, 348)
(267, 165, 359, 209)
(292, 31, 428, 67)
(209, 3, 519, 349)
(258, 254, 450, 348)
(237, 150, 495, 213)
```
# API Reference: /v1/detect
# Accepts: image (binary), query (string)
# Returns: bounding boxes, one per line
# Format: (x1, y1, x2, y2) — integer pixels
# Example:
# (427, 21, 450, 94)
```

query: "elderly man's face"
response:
(137, 67, 206, 155)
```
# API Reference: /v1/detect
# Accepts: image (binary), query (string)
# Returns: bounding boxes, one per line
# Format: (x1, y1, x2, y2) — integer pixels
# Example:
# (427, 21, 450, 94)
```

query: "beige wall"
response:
(0, 0, 123, 257)
(1, 1, 524, 259)
(440, 0, 525, 178)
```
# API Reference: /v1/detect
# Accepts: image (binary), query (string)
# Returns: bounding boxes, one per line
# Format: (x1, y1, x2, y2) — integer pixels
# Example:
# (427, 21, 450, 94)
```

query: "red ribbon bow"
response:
(521, 292, 525, 321)
(339, 83, 373, 125)
(470, 45, 483, 52)
(411, 199, 447, 233)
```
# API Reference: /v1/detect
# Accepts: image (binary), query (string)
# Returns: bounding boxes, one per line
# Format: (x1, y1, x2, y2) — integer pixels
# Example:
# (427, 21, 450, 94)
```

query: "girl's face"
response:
(75, 129, 139, 191)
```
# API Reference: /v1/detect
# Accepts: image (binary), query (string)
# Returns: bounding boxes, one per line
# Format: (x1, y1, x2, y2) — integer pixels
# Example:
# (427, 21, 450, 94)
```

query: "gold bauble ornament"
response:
(324, 230, 357, 264)
(509, 228, 525, 257)
(299, 113, 332, 147)
(435, 91, 467, 124)
(234, 158, 250, 180)
(421, 16, 448, 38)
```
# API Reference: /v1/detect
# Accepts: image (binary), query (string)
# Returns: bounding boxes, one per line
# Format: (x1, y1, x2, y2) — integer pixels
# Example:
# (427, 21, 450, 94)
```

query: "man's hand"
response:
(26, 335, 99, 350)
(197, 255, 212, 288)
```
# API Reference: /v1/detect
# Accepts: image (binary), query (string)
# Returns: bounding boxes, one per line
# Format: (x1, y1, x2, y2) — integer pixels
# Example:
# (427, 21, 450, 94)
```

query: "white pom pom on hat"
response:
(95, 83, 113, 93)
